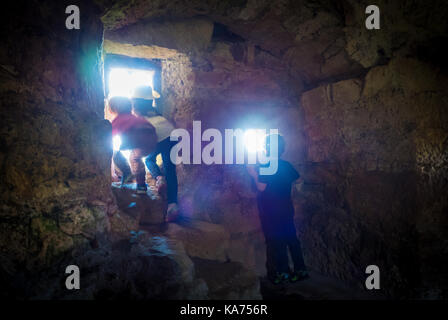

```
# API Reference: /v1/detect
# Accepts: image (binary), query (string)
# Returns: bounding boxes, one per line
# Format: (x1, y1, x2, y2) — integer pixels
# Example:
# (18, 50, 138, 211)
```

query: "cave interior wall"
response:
(0, 0, 447, 299)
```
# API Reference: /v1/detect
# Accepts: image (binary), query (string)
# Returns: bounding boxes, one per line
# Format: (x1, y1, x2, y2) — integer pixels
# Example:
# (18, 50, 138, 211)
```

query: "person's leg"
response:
(144, 143, 162, 179)
(129, 148, 147, 191)
(113, 150, 131, 186)
(282, 216, 309, 282)
(264, 238, 277, 281)
(258, 208, 277, 281)
(268, 214, 290, 276)
(288, 237, 309, 281)
(269, 237, 290, 284)
(288, 236, 307, 272)
(284, 217, 306, 272)
(160, 139, 178, 204)
(273, 237, 290, 275)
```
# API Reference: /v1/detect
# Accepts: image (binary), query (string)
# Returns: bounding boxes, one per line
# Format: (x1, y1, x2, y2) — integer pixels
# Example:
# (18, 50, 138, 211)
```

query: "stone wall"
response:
(0, 0, 113, 297)
(0, 1, 214, 300)
(299, 58, 448, 297)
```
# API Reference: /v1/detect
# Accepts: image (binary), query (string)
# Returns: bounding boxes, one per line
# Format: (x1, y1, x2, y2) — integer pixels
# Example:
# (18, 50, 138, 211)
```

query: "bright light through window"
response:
(244, 129, 266, 153)
(112, 135, 122, 151)
(112, 134, 132, 165)
(108, 68, 154, 98)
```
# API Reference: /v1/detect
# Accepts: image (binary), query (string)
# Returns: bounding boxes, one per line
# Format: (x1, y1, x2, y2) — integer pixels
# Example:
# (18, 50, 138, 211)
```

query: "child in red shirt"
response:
(107, 96, 157, 193)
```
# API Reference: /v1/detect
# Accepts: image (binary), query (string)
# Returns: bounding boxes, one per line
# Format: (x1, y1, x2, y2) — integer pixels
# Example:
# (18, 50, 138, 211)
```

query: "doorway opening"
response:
(104, 54, 163, 183)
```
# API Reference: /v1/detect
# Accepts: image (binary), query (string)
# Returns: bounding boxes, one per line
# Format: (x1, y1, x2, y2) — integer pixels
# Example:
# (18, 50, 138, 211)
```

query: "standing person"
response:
(131, 86, 179, 222)
(247, 134, 309, 284)
(107, 96, 157, 194)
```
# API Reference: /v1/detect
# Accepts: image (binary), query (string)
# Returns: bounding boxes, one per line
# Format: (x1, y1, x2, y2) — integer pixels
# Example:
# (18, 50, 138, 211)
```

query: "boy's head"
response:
(108, 96, 132, 115)
(132, 98, 154, 117)
(265, 133, 285, 157)
(258, 133, 283, 176)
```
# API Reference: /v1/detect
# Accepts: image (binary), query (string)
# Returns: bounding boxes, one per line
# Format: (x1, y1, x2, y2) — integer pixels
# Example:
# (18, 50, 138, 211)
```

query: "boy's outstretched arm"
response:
(246, 165, 267, 192)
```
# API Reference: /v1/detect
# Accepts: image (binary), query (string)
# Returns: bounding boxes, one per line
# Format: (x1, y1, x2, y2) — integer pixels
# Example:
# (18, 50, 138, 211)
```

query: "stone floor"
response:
(260, 271, 385, 300)
(192, 257, 262, 299)
(114, 183, 386, 300)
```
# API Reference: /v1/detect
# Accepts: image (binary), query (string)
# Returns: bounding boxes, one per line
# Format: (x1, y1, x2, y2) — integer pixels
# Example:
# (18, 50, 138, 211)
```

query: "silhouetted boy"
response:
(247, 134, 309, 284)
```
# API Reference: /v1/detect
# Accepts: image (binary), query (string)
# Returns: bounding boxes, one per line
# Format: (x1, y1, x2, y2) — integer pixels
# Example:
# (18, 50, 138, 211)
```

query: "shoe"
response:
(290, 270, 310, 282)
(165, 203, 179, 222)
(273, 272, 290, 285)
(136, 184, 147, 195)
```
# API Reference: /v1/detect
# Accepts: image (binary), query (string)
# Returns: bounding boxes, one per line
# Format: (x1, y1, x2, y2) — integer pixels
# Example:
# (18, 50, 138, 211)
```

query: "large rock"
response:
(41, 233, 208, 300)
(103, 40, 178, 59)
(165, 220, 231, 262)
(192, 257, 262, 300)
(111, 184, 165, 227)
(105, 18, 214, 54)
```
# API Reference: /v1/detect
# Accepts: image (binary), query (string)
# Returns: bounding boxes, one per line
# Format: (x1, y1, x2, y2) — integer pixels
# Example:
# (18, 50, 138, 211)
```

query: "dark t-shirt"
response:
(256, 159, 300, 237)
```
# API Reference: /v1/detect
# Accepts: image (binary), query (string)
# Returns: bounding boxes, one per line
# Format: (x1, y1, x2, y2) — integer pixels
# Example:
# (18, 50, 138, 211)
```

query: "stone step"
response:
(163, 218, 231, 262)
(192, 257, 262, 300)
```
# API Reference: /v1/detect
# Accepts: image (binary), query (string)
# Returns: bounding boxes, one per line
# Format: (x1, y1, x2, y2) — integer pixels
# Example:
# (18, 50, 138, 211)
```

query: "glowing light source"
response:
(244, 129, 266, 153)
(112, 135, 132, 165)
(108, 68, 154, 98)
(113, 135, 122, 151)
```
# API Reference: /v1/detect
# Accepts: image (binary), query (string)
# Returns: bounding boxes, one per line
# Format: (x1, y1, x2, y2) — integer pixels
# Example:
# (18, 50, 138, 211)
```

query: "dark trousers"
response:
(260, 210, 306, 277)
(144, 138, 178, 204)
(265, 235, 307, 277)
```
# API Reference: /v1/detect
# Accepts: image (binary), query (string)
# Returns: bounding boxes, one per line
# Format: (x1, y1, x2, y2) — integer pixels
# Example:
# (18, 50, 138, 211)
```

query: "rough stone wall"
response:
(0, 1, 211, 300)
(295, 0, 448, 298)
(0, 1, 115, 297)
(299, 58, 448, 298)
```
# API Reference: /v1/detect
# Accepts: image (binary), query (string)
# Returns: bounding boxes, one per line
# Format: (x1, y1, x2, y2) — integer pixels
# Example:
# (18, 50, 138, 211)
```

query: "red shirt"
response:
(111, 113, 154, 136)
(111, 113, 156, 150)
